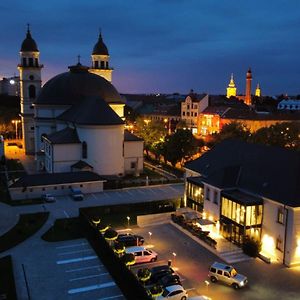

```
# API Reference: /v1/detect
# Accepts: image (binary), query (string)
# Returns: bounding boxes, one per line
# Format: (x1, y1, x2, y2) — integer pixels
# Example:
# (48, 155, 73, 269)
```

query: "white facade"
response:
(124, 140, 144, 176)
(277, 99, 300, 111)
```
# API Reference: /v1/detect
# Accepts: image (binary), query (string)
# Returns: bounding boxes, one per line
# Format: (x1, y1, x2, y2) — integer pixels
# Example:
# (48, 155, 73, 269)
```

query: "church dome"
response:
(92, 33, 109, 55)
(35, 63, 124, 105)
(21, 29, 39, 52)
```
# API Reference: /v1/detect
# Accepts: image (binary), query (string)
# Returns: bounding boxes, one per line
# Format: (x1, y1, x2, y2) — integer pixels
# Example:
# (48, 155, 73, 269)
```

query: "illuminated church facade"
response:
(18, 28, 143, 177)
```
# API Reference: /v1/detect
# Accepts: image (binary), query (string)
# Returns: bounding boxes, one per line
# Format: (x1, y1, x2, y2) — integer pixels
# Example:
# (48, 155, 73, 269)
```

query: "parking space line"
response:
(66, 265, 102, 273)
(69, 272, 108, 282)
(100, 295, 124, 300)
(56, 255, 97, 265)
(68, 281, 116, 294)
(58, 249, 93, 256)
(56, 242, 88, 249)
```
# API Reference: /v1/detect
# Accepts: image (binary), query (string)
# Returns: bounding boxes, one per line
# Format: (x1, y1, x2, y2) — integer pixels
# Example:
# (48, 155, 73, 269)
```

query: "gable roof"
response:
(44, 127, 80, 144)
(57, 96, 124, 126)
(124, 130, 143, 142)
(9, 171, 104, 188)
(185, 139, 300, 207)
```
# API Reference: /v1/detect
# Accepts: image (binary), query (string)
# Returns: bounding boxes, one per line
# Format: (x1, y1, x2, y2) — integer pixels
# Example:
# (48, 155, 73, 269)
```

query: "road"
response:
(131, 223, 300, 300)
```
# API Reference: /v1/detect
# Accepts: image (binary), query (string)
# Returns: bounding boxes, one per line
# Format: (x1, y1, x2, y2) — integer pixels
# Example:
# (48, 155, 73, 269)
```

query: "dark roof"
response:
(92, 33, 109, 55)
(71, 160, 93, 170)
(21, 29, 38, 52)
(9, 171, 104, 188)
(187, 176, 204, 187)
(124, 130, 143, 142)
(201, 106, 230, 116)
(185, 139, 300, 207)
(35, 64, 124, 105)
(222, 189, 263, 206)
(44, 127, 80, 144)
(57, 96, 124, 126)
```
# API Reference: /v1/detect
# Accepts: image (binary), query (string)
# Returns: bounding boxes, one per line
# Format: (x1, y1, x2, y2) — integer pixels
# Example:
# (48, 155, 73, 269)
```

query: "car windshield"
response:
(230, 268, 237, 277)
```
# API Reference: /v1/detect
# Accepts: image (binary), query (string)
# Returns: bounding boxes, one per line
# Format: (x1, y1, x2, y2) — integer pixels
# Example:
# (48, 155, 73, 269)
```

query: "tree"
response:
(164, 129, 199, 167)
(137, 268, 151, 286)
(113, 242, 125, 257)
(209, 121, 251, 147)
(175, 119, 187, 130)
(98, 224, 109, 234)
(121, 253, 135, 269)
(250, 122, 300, 150)
(104, 228, 118, 246)
(242, 237, 261, 257)
(135, 117, 167, 156)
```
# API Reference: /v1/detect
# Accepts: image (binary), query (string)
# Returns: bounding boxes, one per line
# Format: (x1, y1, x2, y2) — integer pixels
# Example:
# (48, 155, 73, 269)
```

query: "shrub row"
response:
(79, 210, 151, 300)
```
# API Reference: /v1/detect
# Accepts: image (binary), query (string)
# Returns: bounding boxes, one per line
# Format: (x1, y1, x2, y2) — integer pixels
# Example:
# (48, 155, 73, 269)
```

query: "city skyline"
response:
(1, 0, 300, 95)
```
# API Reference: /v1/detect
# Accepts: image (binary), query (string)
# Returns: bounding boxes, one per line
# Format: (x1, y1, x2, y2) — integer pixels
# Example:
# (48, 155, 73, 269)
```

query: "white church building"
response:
(10, 28, 143, 200)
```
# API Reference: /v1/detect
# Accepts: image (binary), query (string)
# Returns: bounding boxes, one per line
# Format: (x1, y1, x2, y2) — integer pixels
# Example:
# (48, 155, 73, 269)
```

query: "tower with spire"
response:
(255, 83, 261, 97)
(226, 73, 237, 98)
(18, 25, 43, 154)
(245, 68, 252, 105)
(89, 31, 113, 82)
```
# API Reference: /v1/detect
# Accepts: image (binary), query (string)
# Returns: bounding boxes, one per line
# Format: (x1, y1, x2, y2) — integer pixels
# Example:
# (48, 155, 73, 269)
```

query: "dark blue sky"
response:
(1, 0, 300, 95)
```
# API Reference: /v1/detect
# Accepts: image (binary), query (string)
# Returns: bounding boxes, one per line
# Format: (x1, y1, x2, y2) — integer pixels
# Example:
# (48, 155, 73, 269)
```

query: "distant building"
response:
(245, 68, 252, 106)
(255, 83, 261, 97)
(0, 76, 20, 96)
(184, 139, 300, 267)
(181, 91, 209, 133)
(226, 74, 237, 98)
(277, 99, 300, 111)
(0, 135, 4, 157)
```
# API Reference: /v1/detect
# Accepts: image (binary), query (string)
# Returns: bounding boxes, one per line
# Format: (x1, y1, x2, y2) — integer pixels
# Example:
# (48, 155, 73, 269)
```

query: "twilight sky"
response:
(1, 0, 300, 95)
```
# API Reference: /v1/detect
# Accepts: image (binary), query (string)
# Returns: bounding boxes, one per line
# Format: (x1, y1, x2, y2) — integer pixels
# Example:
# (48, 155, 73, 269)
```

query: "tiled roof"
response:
(44, 127, 80, 144)
(57, 96, 124, 126)
(185, 139, 300, 207)
(71, 160, 93, 170)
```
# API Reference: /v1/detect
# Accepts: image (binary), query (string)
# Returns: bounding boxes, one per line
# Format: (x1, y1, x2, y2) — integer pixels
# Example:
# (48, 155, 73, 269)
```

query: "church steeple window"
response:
(94, 61, 99, 68)
(29, 85, 36, 98)
(22, 57, 27, 66)
(28, 58, 33, 67)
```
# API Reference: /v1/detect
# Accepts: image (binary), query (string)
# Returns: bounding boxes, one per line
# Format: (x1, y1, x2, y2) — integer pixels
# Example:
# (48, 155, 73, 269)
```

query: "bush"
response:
(242, 237, 261, 257)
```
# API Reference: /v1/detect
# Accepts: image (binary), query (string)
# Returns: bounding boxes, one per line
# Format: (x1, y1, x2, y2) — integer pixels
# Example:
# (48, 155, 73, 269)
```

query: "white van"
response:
(125, 246, 158, 264)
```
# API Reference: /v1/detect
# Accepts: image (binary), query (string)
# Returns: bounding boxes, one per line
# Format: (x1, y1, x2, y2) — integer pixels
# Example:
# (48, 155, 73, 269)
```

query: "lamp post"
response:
(11, 119, 21, 139)
(148, 231, 152, 242)
(126, 216, 130, 228)
(204, 280, 210, 292)
(172, 252, 176, 265)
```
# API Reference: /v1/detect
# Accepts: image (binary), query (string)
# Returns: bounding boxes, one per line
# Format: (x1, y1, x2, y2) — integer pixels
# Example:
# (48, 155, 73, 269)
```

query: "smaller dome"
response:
(92, 33, 109, 55)
(21, 29, 39, 52)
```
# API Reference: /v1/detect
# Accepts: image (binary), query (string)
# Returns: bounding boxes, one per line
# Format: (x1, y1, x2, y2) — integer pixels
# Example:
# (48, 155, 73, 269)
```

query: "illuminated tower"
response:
(89, 31, 113, 82)
(255, 83, 261, 97)
(245, 68, 252, 106)
(18, 25, 43, 154)
(226, 73, 237, 98)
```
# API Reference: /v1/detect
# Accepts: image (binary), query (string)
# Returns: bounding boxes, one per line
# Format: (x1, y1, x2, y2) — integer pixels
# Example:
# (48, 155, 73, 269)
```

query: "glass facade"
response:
(186, 180, 204, 212)
(220, 196, 263, 245)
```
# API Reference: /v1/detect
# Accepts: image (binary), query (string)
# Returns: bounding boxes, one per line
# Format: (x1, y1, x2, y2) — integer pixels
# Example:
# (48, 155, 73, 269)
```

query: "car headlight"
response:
(240, 281, 244, 286)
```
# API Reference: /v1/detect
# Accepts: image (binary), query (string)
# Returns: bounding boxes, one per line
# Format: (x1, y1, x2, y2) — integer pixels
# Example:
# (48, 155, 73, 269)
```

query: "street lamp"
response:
(172, 252, 176, 265)
(11, 119, 21, 139)
(148, 231, 152, 241)
(204, 280, 210, 292)
(126, 216, 130, 228)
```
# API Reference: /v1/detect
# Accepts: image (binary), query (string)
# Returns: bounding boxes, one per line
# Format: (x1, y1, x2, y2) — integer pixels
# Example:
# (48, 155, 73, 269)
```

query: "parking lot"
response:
(130, 223, 300, 300)
(23, 240, 125, 300)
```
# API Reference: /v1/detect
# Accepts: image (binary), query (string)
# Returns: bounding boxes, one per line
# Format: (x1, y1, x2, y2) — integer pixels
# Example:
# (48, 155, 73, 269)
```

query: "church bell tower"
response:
(89, 31, 113, 82)
(18, 25, 43, 154)
(245, 68, 252, 106)
(226, 73, 237, 98)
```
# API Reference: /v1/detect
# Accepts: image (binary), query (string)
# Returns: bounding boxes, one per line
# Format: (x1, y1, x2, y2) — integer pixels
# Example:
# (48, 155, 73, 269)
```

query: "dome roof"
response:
(35, 63, 125, 105)
(92, 33, 109, 55)
(21, 29, 39, 52)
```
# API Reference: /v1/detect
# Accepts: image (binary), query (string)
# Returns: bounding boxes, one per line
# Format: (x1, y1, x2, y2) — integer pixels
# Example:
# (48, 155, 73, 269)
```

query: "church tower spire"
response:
(89, 31, 113, 82)
(255, 83, 261, 97)
(18, 25, 43, 154)
(245, 68, 252, 105)
(226, 73, 237, 98)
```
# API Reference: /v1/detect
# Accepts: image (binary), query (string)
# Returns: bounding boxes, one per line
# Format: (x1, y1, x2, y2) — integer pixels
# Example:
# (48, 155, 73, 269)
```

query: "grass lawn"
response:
(42, 217, 85, 242)
(0, 212, 49, 253)
(0, 256, 17, 300)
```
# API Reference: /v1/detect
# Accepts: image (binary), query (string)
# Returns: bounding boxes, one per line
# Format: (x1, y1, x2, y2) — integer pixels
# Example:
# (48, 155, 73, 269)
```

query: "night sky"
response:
(1, 0, 300, 95)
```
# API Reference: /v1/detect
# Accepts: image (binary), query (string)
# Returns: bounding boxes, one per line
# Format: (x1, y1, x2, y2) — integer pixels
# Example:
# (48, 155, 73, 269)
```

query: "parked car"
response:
(71, 188, 84, 201)
(125, 246, 157, 264)
(188, 297, 211, 300)
(117, 233, 144, 247)
(156, 284, 188, 300)
(157, 274, 181, 287)
(149, 265, 177, 283)
(208, 262, 248, 289)
(42, 194, 55, 203)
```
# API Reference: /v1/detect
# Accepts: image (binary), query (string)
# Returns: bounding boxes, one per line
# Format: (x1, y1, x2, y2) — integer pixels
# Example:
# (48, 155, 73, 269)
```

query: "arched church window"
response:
(82, 141, 87, 159)
(94, 61, 99, 68)
(29, 85, 36, 99)
(28, 58, 33, 67)
(22, 57, 27, 66)
(106, 61, 109, 69)
(35, 58, 38, 67)
(100, 61, 105, 68)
